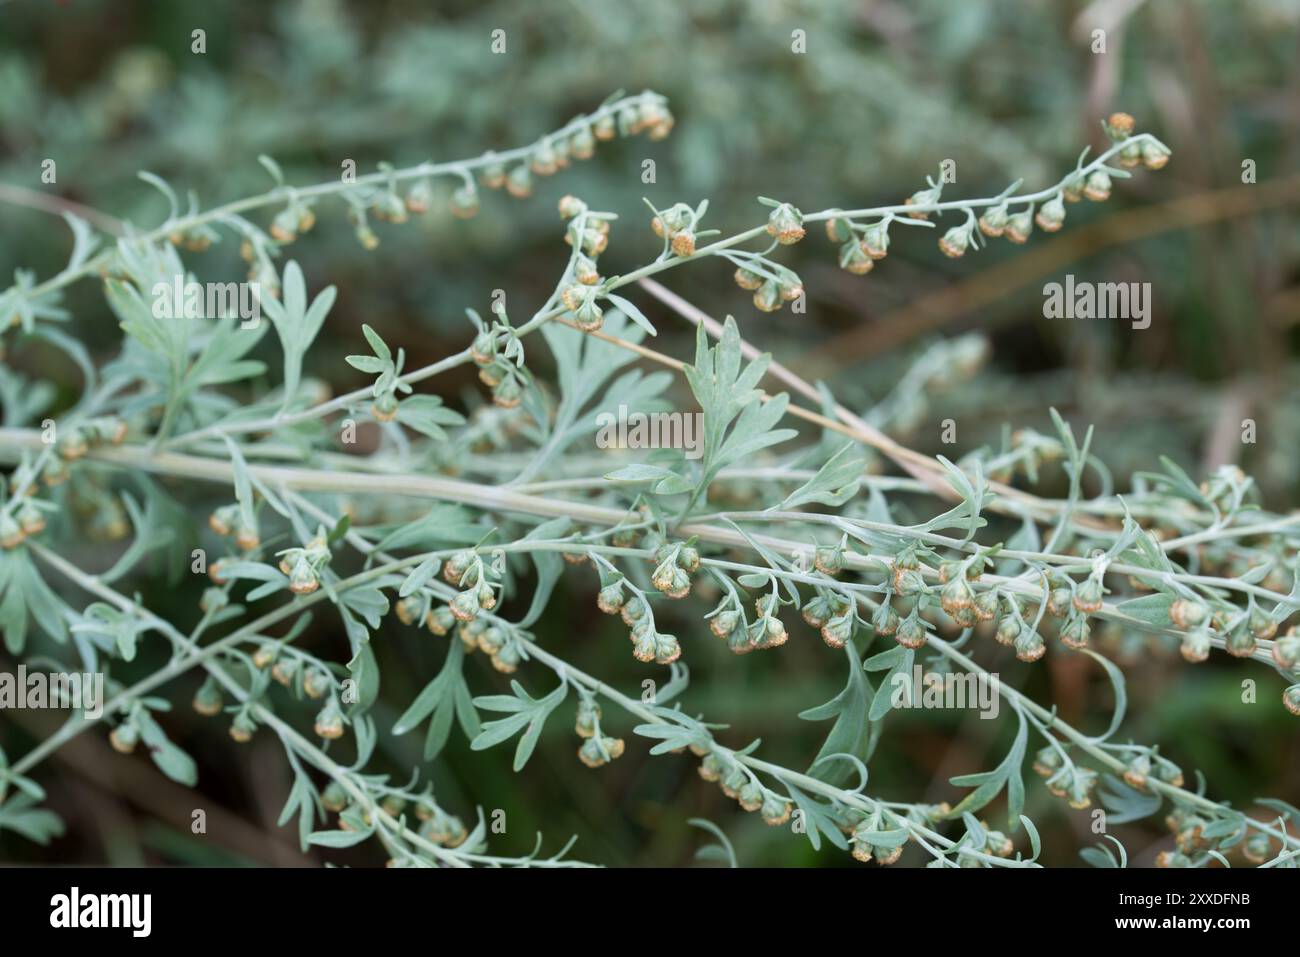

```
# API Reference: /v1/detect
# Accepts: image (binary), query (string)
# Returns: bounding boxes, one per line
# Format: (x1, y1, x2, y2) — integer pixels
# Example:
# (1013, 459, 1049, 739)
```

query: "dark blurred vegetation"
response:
(1, 0, 1298, 866)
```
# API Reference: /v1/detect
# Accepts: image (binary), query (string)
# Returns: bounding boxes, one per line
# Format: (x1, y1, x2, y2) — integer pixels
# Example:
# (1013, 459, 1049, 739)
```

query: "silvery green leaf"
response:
(774, 442, 866, 511)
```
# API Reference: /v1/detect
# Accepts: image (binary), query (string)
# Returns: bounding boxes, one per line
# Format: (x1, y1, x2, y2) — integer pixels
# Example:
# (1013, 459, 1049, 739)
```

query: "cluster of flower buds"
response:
(432, 600, 527, 668)
(0, 497, 52, 550)
(165, 219, 219, 251)
(992, 599, 1045, 662)
(597, 583, 681, 664)
(650, 201, 705, 257)
(468, 313, 527, 410)
(1105, 111, 1170, 169)
(924, 113, 1173, 257)
(801, 590, 855, 648)
(52, 415, 128, 464)
(269, 201, 317, 244)
(650, 541, 699, 599)
(481, 92, 671, 204)
(845, 809, 909, 865)
(208, 502, 260, 552)
(559, 195, 611, 285)
(732, 260, 804, 313)
(831, 216, 891, 276)
(937, 560, 997, 628)
(1032, 747, 1098, 809)
(560, 282, 605, 332)
(275, 528, 332, 595)
(1121, 749, 1184, 791)
(417, 805, 469, 847)
(698, 750, 792, 825)
(575, 696, 625, 768)
(889, 543, 930, 598)
(1162, 805, 1215, 858)
(443, 549, 500, 622)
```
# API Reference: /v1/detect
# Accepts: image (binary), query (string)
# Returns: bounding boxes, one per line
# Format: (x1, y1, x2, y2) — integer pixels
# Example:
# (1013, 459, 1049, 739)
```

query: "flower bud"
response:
(371, 392, 399, 422)
(745, 792, 787, 829)
(821, 613, 853, 649)
(973, 591, 999, 623)
(303, 668, 331, 699)
(1004, 211, 1033, 244)
(1015, 627, 1046, 662)
(1032, 745, 1063, 778)
(289, 557, 320, 595)
(938, 225, 970, 258)
(450, 589, 480, 622)
(738, 781, 764, 812)
(632, 631, 657, 663)
(654, 633, 682, 664)
(720, 766, 748, 800)
(801, 594, 833, 629)
(895, 613, 927, 649)
(109, 723, 140, 754)
(271, 656, 299, 687)
(505, 164, 532, 198)
(1179, 627, 1211, 663)
(1073, 577, 1104, 614)
(978, 204, 1008, 237)
(1248, 605, 1277, 641)
(596, 583, 625, 615)
(1118, 142, 1143, 169)
(449, 185, 479, 219)
(753, 279, 782, 313)
(492, 375, 523, 409)
(314, 700, 345, 740)
(570, 127, 596, 159)
(838, 240, 875, 275)
(904, 186, 939, 219)
(710, 609, 739, 638)
(765, 203, 805, 244)
(232, 518, 259, 551)
(1083, 170, 1112, 202)
(423, 605, 454, 637)
(575, 698, 601, 738)
(1141, 141, 1170, 170)
(229, 711, 257, 743)
(1060, 614, 1090, 650)
(733, 267, 763, 290)
(1104, 112, 1136, 140)
(491, 642, 521, 673)
(1223, 620, 1257, 658)
(940, 577, 975, 618)
(1242, 833, 1272, 864)
(1284, 684, 1300, 717)
(857, 221, 889, 257)
(1268, 629, 1300, 665)
(670, 229, 696, 257)
(1034, 196, 1066, 232)
(1123, 753, 1152, 791)
(871, 601, 899, 637)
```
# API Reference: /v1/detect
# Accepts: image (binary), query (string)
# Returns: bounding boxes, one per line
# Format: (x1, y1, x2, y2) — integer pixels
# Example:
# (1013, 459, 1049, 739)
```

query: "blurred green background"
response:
(1, 0, 1298, 866)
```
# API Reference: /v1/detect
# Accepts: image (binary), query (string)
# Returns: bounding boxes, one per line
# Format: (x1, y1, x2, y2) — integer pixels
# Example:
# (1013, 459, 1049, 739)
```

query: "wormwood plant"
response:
(0, 88, 1297, 868)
